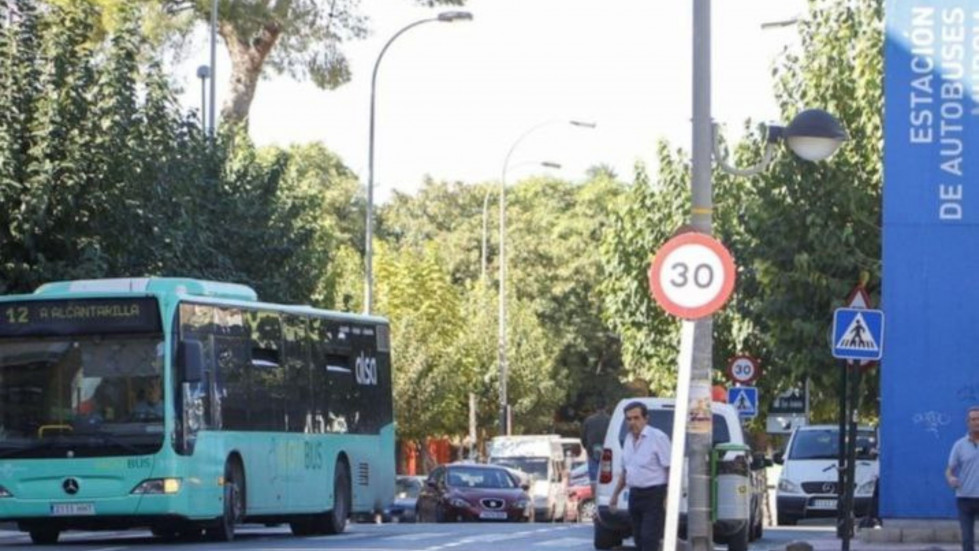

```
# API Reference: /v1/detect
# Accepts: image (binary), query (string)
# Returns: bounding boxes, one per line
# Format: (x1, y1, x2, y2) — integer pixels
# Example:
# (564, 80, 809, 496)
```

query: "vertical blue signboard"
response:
(885, 0, 979, 518)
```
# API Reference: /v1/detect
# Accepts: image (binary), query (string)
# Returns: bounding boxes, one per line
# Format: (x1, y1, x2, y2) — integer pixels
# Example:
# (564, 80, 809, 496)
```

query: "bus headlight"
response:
(0, 485, 12, 497)
(131, 478, 181, 494)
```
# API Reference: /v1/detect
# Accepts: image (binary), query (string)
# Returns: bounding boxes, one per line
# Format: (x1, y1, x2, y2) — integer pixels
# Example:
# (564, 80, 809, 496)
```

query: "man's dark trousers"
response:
(958, 497, 979, 551)
(628, 484, 667, 551)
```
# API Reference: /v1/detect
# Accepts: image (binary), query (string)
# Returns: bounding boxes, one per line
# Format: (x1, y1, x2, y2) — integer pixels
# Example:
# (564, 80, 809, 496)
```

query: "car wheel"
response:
(726, 521, 749, 551)
(593, 522, 622, 550)
(578, 499, 597, 523)
(777, 511, 799, 526)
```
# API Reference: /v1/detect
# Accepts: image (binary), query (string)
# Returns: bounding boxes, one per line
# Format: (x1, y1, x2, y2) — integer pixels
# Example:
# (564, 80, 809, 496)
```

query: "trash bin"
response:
(711, 443, 751, 524)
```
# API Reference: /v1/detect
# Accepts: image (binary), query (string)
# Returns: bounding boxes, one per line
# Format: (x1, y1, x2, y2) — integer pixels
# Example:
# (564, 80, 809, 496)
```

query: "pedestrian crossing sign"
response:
(832, 308, 884, 361)
(727, 386, 758, 418)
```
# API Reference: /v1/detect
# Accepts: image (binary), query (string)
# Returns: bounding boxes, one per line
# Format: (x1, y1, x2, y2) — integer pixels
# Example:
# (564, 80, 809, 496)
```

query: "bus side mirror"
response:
(178, 340, 204, 383)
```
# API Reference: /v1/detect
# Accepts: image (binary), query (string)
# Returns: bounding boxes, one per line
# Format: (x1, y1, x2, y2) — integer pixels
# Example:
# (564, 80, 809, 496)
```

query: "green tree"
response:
(0, 0, 357, 309)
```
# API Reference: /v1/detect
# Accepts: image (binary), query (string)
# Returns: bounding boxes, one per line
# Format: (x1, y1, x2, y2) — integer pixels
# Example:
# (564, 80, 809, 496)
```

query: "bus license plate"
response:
(811, 499, 837, 509)
(50, 502, 95, 516)
(479, 511, 507, 520)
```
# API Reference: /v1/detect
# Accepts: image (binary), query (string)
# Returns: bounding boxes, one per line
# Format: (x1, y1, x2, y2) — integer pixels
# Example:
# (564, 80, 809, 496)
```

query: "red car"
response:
(415, 463, 533, 522)
(566, 482, 596, 523)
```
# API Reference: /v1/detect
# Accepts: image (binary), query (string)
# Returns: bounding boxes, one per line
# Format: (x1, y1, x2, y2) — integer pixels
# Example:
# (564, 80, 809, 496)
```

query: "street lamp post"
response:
(496, 119, 596, 435)
(680, 2, 848, 550)
(208, 0, 218, 142)
(481, 161, 561, 281)
(364, 11, 473, 315)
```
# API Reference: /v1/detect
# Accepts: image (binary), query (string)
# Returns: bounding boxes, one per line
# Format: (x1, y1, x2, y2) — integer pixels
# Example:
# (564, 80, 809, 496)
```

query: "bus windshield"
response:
(0, 336, 166, 458)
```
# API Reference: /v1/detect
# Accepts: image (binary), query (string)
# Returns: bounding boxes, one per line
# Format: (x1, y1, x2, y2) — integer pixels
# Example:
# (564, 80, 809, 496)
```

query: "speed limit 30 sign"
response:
(648, 232, 736, 320)
(727, 355, 761, 384)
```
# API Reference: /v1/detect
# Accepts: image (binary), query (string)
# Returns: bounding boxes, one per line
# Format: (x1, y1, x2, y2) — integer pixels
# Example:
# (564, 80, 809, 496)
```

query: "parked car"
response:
(415, 463, 533, 522)
(393, 475, 426, 523)
(565, 476, 596, 523)
(593, 397, 767, 551)
(774, 424, 879, 525)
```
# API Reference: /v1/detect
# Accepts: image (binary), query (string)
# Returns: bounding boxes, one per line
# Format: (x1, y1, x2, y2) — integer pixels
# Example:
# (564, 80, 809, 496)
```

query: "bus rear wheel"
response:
(206, 459, 245, 542)
(323, 461, 350, 534)
(28, 528, 59, 545)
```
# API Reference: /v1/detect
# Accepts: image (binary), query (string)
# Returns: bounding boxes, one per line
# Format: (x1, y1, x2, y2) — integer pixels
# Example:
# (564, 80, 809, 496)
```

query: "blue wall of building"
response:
(884, 0, 979, 518)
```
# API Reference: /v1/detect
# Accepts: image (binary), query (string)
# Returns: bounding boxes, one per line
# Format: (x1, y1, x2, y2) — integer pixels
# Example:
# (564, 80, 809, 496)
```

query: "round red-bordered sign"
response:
(648, 232, 736, 320)
(727, 355, 761, 384)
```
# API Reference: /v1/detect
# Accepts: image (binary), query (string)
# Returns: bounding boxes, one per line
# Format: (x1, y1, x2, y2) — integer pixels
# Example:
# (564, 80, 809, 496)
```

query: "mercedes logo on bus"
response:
(62, 478, 80, 495)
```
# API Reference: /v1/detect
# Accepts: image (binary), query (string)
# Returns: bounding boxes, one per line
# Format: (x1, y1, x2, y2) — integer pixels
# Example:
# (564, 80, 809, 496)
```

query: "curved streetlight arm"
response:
(712, 122, 783, 177)
(365, 11, 472, 314)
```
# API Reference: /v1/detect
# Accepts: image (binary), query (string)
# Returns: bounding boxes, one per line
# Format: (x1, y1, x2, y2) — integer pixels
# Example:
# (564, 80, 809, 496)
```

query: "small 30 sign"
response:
(726, 355, 760, 384)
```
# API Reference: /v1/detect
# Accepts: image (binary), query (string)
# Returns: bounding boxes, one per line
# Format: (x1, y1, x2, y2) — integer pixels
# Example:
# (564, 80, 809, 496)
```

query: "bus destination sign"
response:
(0, 298, 162, 337)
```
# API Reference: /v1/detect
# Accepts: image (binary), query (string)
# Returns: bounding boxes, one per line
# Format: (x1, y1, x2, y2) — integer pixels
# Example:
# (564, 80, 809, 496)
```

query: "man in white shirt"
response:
(609, 401, 671, 551)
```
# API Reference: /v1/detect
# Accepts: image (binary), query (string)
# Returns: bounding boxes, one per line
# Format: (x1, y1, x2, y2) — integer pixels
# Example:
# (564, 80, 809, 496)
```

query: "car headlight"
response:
(448, 498, 470, 508)
(856, 480, 876, 496)
(514, 499, 530, 509)
(778, 479, 801, 494)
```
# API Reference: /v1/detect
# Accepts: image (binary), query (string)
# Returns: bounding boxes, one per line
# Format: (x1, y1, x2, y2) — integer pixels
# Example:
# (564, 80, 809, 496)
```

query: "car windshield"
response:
(396, 477, 422, 498)
(788, 428, 877, 460)
(446, 466, 518, 489)
(617, 409, 731, 447)
(489, 457, 548, 479)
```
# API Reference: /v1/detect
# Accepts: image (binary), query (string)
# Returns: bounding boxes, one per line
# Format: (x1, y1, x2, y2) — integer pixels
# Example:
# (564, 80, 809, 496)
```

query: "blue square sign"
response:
(727, 386, 758, 418)
(832, 308, 884, 361)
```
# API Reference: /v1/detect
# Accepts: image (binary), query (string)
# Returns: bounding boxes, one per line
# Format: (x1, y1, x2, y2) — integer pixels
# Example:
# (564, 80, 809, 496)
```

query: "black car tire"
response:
(593, 523, 622, 550)
(725, 521, 749, 551)
(777, 511, 799, 526)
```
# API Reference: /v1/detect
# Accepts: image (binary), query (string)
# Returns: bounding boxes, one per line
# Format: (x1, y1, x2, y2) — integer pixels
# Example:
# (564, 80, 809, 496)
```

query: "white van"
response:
(593, 398, 766, 551)
(487, 434, 568, 521)
(774, 424, 879, 525)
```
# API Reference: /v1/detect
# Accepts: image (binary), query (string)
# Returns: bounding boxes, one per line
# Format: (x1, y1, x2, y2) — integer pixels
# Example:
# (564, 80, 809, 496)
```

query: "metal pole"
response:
(365, 18, 440, 314)
(208, 0, 218, 141)
(837, 360, 849, 538)
(482, 189, 492, 281)
(843, 365, 863, 550)
(498, 162, 509, 435)
(689, 1, 713, 549)
(496, 122, 592, 435)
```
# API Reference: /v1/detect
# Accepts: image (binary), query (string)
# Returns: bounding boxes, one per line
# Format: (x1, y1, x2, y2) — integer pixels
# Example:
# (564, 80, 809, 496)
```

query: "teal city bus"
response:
(0, 278, 394, 544)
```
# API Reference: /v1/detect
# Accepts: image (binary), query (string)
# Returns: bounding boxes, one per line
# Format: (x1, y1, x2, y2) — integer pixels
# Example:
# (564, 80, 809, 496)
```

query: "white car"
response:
(593, 397, 766, 551)
(774, 424, 879, 525)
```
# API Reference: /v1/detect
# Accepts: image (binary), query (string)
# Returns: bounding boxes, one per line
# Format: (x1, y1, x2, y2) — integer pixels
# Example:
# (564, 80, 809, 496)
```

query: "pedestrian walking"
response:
(947, 405, 979, 551)
(582, 399, 611, 481)
(609, 401, 670, 551)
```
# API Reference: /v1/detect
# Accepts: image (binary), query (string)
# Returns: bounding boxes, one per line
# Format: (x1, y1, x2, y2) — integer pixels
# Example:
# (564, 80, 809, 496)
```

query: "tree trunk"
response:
(219, 20, 281, 129)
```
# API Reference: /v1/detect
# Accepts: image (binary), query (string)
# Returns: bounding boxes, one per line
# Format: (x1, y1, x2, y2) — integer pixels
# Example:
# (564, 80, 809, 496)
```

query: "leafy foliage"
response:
(0, 0, 354, 309)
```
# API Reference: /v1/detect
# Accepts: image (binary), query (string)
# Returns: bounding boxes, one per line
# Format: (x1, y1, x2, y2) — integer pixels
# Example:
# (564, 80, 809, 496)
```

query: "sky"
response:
(176, 0, 808, 203)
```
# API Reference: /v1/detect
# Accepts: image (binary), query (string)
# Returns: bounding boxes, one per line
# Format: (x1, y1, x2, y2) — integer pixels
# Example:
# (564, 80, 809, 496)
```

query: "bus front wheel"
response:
(323, 461, 350, 535)
(207, 459, 245, 542)
(28, 528, 59, 545)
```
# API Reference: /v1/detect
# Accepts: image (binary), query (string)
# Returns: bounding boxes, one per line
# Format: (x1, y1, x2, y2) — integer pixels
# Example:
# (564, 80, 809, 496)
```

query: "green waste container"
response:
(711, 443, 751, 523)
